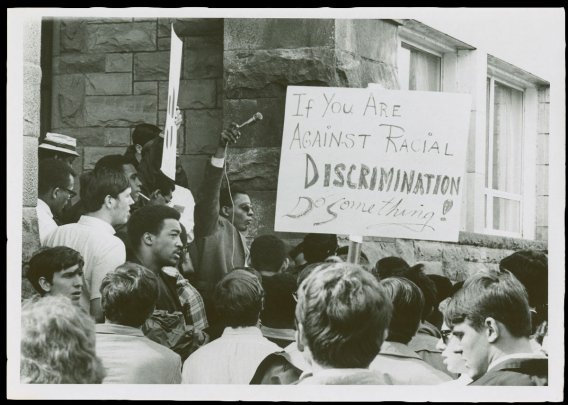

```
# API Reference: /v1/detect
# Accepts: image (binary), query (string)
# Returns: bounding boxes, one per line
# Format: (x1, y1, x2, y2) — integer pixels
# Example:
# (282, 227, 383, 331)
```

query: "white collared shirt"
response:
(36, 199, 58, 245)
(181, 326, 280, 384)
(45, 215, 126, 312)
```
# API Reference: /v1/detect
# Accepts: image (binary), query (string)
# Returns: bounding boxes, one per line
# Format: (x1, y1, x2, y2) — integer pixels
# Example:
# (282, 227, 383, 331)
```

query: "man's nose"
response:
(436, 338, 446, 351)
(74, 275, 83, 287)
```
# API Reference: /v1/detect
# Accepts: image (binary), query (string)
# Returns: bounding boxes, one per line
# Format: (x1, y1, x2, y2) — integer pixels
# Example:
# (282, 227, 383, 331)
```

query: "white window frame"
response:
(483, 65, 538, 239)
(397, 22, 466, 94)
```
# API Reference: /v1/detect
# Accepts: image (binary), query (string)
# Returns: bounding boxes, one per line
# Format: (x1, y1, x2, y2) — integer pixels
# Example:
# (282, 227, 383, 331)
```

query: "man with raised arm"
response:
(188, 125, 253, 336)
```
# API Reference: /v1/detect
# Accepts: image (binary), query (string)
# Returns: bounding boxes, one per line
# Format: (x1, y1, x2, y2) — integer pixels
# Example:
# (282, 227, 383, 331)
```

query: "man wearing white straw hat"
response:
(38, 132, 80, 166)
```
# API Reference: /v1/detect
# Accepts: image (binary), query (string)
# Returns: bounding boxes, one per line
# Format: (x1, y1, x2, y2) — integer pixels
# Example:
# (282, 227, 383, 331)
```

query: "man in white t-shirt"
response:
(45, 164, 133, 323)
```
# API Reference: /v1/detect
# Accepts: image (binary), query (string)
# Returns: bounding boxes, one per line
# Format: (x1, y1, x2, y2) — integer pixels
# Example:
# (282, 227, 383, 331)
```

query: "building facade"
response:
(22, 18, 549, 293)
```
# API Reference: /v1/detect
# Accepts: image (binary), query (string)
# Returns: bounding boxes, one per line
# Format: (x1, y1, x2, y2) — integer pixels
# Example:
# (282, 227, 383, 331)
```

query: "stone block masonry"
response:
(50, 17, 225, 180)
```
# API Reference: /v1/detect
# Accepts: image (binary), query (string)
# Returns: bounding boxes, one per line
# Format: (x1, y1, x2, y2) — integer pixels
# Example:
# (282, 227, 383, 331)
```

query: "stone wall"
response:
(22, 18, 43, 300)
(50, 17, 224, 196)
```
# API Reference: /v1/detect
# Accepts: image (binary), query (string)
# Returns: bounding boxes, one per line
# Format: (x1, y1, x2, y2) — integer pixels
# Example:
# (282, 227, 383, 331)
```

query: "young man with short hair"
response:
(96, 263, 182, 384)
(182, 269, 281, 384)
(37, 158, 76, 244)
(124, 123, 162, 169)
(45, 166, 134, 323)
(61, 155, 143, 225)
(295, 263, 393, 385)
(369, 277, 451, 384)
(127, 205, 208, 360)
(444, 270, 548, 386)
(26, 246, 84, 305)
(250, 234, 296, 347)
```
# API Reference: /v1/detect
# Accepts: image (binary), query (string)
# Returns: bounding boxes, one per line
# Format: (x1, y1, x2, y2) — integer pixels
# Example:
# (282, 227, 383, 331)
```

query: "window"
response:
(398, 44, 441, 91)
(397, 21, 547, 240)
(485, 78, 525, 236)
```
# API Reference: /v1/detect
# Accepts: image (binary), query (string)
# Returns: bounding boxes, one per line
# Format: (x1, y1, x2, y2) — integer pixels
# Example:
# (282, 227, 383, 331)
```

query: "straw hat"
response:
(38, 132, 80, 157)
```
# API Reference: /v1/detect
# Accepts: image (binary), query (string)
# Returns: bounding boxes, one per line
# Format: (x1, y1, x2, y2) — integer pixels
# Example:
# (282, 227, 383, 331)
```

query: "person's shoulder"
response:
(44, 222, 82, 242)
(185, 337, 216, 360)
(143, 336, 181, 363)
(471, 369, 547, 386)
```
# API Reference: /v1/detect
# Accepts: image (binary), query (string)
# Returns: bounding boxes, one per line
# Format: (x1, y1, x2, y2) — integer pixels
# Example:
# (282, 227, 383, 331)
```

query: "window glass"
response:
(492, 82, 523, 194)
(492, 197, 521, 233)
(400, 44, 441, 91)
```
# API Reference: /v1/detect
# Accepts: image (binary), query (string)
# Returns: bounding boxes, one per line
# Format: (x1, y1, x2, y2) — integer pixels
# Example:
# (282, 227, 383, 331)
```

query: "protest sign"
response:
(160, 24, 183, 181)
(274, 86, 471, 242)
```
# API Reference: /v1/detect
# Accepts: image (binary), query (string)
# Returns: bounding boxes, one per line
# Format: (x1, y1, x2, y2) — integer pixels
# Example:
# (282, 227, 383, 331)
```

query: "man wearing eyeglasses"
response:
(37, 158, 77, 245)
(188, 125, 249, 339)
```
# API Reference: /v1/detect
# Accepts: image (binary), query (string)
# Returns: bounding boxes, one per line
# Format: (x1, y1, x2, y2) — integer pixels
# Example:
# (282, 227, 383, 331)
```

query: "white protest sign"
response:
(274, 86, 471, 242)
(160, 24, 183, 181)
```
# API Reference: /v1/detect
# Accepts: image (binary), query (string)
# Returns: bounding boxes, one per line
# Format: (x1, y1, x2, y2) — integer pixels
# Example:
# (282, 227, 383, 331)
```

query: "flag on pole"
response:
(161, 24, 183, 181)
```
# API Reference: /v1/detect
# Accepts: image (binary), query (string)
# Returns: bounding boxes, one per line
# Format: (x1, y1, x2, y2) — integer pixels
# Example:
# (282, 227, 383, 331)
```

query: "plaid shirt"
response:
(162, 266, 209, 330)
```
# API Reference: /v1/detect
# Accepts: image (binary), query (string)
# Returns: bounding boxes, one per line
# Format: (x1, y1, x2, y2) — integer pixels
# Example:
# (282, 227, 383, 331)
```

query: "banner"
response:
(274, 86, 471, 242)
(160, 24, 183, 181)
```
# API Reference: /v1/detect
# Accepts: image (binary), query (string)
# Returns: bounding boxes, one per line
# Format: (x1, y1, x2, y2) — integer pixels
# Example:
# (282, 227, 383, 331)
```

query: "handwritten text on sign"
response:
(274, 86, 471, 242)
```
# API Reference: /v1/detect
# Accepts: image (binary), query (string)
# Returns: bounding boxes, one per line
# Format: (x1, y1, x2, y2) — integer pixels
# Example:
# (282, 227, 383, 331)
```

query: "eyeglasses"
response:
(441, 329, 452, 345)
(59, 186, 77, 199)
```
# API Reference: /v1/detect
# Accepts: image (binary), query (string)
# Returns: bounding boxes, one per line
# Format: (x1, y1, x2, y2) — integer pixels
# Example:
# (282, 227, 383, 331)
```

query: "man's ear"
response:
(220, 205, 230, 218)
(142, 232, 154, 246)
(485, 317, 500, 343)
(296, 321, 305, 352)
(103, 194, 115, 209)
(150, 189, 166, 204)
(38, 277, 52, 293)
(278, 258, 290, 273)
(50, 187, 60, 201)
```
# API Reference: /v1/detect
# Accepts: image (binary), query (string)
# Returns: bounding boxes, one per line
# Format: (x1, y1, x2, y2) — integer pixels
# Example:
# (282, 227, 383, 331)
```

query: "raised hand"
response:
(219, 122, 241, 146)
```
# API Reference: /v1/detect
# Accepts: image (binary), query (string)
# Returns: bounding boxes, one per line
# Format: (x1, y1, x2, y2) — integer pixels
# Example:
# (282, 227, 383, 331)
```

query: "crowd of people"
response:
(22, 118, 549, 386)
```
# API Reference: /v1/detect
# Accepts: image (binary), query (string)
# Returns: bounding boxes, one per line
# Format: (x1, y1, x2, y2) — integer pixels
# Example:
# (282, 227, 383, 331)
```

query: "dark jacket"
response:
(470, 357, 548, 386)
(188, 162, 248, 300)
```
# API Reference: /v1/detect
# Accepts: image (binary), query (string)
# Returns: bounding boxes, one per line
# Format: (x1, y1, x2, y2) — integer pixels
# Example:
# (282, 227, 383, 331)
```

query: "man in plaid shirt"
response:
(127, 205, 208, 359)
